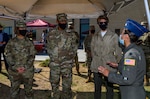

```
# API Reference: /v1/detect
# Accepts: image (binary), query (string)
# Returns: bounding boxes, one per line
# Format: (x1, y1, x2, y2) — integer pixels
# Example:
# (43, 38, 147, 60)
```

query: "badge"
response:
(124, 59, 135, 66)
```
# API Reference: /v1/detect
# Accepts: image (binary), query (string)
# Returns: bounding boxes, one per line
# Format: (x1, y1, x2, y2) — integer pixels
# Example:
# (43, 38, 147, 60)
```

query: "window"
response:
(3, 27, 12, 38)
(79, 19, 89, 49)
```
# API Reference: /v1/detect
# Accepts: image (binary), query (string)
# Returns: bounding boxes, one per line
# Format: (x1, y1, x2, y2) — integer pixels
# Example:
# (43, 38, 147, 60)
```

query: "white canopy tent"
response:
(0, 0, 136, 19)
(0, 0, 104, 19)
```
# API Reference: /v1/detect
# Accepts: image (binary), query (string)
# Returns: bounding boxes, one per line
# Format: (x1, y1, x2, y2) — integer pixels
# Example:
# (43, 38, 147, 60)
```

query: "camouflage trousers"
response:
(146, 57, 150, 72)
(74, 53, 79, 73)
(86, 56, 92, 77)
(49, 62, 73, 99)
(145, 56, 150, 85)
(9, 74, 34, 99)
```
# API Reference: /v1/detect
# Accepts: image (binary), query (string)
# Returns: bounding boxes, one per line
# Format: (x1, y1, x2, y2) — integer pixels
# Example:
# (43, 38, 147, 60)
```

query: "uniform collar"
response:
(124, 43, 136, 53)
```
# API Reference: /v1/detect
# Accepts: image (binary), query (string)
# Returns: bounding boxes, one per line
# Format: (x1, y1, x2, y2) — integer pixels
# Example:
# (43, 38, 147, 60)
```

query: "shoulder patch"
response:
(124, 59, 135, 66)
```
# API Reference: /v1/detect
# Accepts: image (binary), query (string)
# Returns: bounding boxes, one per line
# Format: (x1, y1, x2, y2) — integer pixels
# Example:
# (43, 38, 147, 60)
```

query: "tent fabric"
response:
(0, 0, 134, 19)
(0, 0, 105, 19)
(26, 19, 56, 27)
(27, 19, 49, 27)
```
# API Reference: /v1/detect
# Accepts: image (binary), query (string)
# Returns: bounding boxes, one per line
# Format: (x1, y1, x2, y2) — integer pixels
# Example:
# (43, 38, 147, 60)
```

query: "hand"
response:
(98, 66, 109, 77)
(106, 62, 118, 68)
(17, 67, 25, 74)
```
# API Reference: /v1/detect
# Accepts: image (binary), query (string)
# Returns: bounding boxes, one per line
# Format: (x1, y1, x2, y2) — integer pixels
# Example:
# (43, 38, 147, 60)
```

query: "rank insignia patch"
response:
(124, 59, 135, 66)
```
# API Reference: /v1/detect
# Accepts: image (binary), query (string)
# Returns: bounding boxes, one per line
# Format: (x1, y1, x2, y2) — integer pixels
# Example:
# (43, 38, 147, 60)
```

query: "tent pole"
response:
(144, 0, 150, 30)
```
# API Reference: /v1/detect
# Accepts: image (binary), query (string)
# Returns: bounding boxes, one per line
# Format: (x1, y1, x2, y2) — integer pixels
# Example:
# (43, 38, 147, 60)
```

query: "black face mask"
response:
(58, 23, 67, 30)
(90, 30, 95, 34)
(99, 24, 108, 30)
(98, 22, 108, 30)
(0, 30, 2, 33)
(19, 30, 27, 36)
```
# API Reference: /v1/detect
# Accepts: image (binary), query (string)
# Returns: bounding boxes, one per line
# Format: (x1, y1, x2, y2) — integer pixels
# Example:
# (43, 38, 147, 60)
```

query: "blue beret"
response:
(125, 19, 149, 37)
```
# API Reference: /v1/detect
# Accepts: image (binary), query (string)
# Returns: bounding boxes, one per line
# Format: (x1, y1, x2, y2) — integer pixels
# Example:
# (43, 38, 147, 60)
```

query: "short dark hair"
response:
(97, 15, 109, 23)
(125, 30, 139, 43)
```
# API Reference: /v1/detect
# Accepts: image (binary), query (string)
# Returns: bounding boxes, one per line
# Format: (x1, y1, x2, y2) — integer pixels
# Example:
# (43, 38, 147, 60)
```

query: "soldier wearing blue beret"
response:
(98, 19, 149, 99)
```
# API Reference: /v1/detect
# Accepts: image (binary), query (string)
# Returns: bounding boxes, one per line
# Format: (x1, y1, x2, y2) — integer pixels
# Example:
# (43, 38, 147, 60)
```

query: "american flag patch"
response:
(124, 59, 135, 66)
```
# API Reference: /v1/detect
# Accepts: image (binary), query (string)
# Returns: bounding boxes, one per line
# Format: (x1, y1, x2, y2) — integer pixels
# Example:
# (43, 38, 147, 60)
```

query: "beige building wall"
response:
(108, 0, 147, 33)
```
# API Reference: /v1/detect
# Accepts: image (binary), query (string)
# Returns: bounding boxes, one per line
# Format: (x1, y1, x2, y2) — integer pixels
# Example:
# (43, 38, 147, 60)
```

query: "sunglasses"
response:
(98, 22, 107, 25)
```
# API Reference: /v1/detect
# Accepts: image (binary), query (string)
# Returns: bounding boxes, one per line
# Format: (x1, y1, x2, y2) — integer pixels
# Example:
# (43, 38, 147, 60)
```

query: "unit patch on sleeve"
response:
(124, 59, 135, 66)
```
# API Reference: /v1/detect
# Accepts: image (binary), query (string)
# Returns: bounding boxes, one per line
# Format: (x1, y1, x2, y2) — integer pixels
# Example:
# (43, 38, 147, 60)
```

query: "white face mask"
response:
(119, 35, 124, 45)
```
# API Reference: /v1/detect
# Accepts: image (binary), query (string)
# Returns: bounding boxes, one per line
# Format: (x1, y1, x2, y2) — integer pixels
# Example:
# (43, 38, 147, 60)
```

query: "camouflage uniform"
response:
(4, 21, 36, 99)
(139, 32, 150, 85)
(73, 31, 80, 75)
(84, 25, 95, 82)
(46, 13, 78, 99)
(74, 52, 80, 74)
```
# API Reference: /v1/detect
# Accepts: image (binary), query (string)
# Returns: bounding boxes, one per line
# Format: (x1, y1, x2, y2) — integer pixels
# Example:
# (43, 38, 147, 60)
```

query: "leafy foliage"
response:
(39, 59, 50, 67)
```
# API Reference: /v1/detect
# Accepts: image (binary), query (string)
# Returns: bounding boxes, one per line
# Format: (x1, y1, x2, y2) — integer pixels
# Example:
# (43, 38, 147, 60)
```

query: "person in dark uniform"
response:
(0, 24, 9, 72)
(98, 19, 149, 99)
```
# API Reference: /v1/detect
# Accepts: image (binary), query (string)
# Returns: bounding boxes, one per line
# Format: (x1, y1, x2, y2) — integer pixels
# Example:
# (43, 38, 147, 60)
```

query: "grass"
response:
(39, 59, 50, 67)
(0, 61, 150, 99)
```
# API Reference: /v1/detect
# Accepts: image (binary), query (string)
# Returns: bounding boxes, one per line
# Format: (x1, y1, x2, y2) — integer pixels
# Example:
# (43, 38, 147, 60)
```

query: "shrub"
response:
(39, 59, 50, 67)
